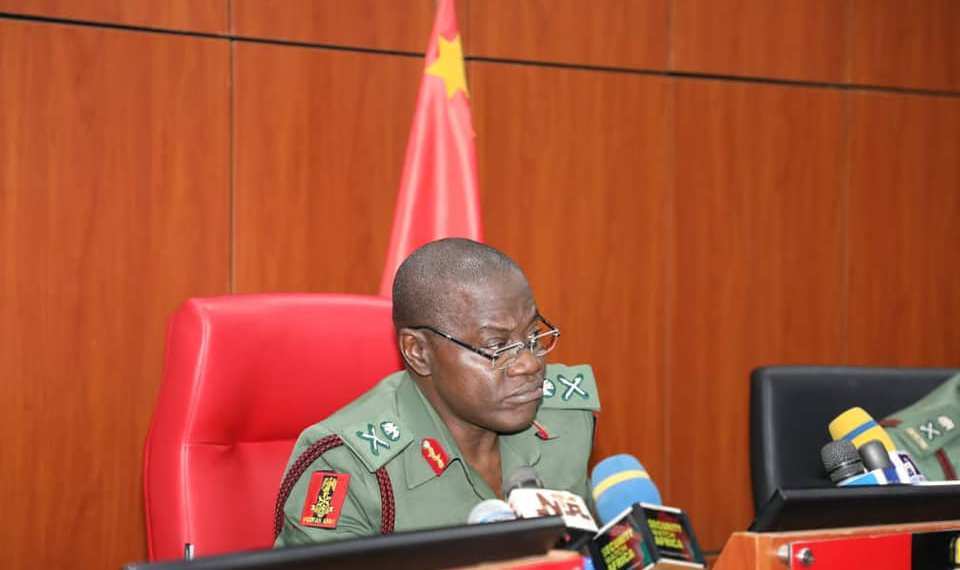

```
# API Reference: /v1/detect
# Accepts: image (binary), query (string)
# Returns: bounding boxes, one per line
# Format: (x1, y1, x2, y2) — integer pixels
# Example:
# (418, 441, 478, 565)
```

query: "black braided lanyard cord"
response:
(273, 435, 396, 537)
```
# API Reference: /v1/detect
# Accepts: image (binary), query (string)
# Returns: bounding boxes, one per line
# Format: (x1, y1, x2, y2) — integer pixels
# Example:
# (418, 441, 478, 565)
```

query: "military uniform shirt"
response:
(883, 372, 960, 481)
(274, 363, 601, 546)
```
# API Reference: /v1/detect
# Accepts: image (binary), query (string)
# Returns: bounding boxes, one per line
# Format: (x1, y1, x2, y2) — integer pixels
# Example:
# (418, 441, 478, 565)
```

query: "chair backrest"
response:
(749, 365, 958, 512)
(143, 294, 402, 561)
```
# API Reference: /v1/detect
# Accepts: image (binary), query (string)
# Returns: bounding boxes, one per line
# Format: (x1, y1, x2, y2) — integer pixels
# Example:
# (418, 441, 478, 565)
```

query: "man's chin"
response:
(495, 402, 541, 435)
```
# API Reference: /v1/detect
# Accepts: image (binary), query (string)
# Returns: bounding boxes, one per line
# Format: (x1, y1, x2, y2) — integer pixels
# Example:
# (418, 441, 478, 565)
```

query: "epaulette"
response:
(337, 412, 415, 472)
(540, 363, 601, 412)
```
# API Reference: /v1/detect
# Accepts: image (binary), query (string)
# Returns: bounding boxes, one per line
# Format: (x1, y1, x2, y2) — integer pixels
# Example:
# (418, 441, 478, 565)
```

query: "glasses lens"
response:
(490, 323, 560, 370)
(531, 322, 559, 356)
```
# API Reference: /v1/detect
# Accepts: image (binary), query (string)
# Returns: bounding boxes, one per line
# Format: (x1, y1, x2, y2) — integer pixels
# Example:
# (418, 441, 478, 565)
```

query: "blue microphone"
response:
(588, 454, 705, 568)
(590, 454, 662, 525)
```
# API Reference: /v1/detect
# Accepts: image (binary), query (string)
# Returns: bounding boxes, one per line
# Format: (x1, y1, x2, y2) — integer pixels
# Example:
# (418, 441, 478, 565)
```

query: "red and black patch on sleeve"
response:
(299, 471, 351, 529)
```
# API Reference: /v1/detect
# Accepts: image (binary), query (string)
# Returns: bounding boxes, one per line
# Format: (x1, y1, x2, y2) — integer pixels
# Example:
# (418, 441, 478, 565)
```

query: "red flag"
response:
(378, 0, 483, 297)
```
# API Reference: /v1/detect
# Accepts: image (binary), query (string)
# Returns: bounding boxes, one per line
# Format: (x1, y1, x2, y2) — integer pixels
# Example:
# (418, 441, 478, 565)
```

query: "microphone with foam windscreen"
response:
(821, 440, 866, 484)
(821, 439, 902, 486)
(591, 453, 661, 524)
(504, 466, 598, 552)
(588, 455, 704, 570)
(467, 499, 517, 524)
(829, 407, 926, 483)
(829, 407, 897, 450)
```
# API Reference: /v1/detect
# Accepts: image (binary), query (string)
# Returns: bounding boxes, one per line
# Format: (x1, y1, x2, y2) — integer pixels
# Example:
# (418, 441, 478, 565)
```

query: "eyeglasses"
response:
(409, 315, 560, 370)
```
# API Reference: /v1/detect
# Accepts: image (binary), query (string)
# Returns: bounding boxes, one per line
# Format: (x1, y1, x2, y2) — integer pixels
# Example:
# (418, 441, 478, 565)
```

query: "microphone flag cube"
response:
(589, 503, 704, 570)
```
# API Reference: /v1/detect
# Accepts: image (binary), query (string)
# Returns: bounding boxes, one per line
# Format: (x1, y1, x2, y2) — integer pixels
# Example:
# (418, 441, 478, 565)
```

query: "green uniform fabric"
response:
(883, 373, 960, 481)
(275, 363, 601, 547)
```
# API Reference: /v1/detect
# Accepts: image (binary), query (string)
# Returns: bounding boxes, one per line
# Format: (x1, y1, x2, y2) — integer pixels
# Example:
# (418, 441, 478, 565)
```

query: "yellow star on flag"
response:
(426, 34, 468, 99)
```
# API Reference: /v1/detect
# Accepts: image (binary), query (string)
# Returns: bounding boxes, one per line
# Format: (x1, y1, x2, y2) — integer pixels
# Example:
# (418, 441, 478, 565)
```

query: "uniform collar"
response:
(501, 416, 544, 472)
(396, 374, 467, 489)
(396, 373, 551, 492)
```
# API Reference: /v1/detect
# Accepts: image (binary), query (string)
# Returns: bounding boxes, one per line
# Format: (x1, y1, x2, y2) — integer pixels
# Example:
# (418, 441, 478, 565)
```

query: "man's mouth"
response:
(503, 383, 544, 404)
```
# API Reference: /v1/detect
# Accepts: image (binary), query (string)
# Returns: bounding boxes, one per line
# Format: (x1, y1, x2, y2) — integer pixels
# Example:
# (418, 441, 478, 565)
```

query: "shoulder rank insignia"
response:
(557, 373, 589, 401)
(300, 471, 350, 529)
(341, 415, 412, 471)
(357, 423, 391, 456)
(917, 415, 956, 442)
(380, 421, 402, 441)
(421, 437, 450, 476)
(540, 364, 600, 412)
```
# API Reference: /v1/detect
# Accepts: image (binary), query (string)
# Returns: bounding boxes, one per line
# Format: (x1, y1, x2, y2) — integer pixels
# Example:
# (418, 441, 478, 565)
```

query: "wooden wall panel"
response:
(234, 44, 420, 293)
(231, 0, 436, 52)
(471, 62, 672, 483)
(0, 0, 227, 33)
(851, 0, 960, 92)
(847, 94, 960, 365)
(669, 80, 846, 549)
(671, 0, 848, 83)
(467, 0, 668, 69)
(0, 20, 229, 569)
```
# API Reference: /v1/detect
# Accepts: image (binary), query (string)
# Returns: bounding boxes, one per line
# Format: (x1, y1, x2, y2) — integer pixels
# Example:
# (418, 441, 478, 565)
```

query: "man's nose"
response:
(505, 347, 544, 376)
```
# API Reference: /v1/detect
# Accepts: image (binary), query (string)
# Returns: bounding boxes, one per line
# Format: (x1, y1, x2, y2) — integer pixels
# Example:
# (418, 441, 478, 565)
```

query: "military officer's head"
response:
(393, 238, 559, 434)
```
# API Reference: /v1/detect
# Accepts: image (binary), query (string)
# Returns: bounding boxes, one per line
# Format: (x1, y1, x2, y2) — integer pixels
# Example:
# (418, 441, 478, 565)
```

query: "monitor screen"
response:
(750, 484, 960, 532)
(124, 516, 566, 570)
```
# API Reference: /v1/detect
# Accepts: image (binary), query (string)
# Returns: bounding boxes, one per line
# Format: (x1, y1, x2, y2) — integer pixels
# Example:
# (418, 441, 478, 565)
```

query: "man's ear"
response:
(398, 329, 431, 377)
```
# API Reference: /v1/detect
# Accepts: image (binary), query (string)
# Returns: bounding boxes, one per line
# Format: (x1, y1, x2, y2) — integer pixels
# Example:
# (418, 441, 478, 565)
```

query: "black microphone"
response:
(821, 440, 866, 483)
(859, 439, 895, 471)
(503, 466, 544, 495)
(821, 438, 902, 486)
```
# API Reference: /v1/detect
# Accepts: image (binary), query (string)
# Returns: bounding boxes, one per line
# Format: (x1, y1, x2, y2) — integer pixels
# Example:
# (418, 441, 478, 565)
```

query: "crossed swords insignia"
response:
(357, 423, 390, 456)
(555, 374, 588, 401)
(920, 421, 942, 441)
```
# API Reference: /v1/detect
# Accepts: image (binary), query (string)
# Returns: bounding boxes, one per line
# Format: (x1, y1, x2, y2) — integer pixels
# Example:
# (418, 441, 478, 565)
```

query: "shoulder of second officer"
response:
(884, 373, 960, 463)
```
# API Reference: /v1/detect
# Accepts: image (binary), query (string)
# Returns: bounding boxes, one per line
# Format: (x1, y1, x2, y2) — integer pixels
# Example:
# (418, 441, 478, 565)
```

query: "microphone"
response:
(588, 455, 705, 569)
(859, 440, 894, 470)
(821, 439, 901, 486)
(821, 440, 866, 483)
(591, 453, 661, 525)
(829, 406, 896, 450)
(467, 499, 517, 524)
(828, 407, 926, 483)
(504, 467, 598, 551)
(503, 466, 544, 495)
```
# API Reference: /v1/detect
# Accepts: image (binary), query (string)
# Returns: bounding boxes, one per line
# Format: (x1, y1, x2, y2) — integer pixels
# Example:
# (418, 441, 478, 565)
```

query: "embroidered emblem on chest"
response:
(557, 374, 588, 401)
(421, 437, 450, 476)
(357, 423, 390, 456)
(300, 471, 350, 529)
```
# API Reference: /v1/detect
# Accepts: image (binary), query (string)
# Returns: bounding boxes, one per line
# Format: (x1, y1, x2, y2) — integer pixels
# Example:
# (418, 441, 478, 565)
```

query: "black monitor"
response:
(749, 484, 960, 532)
(123, 516, 566, 570)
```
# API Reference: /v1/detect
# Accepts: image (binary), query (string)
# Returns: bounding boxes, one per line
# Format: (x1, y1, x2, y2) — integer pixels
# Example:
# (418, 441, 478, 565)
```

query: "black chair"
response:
(749, 365, 958, 512)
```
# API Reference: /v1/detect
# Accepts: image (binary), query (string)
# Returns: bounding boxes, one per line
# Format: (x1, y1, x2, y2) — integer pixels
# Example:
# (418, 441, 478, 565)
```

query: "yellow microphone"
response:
(828, 407, 896, 452)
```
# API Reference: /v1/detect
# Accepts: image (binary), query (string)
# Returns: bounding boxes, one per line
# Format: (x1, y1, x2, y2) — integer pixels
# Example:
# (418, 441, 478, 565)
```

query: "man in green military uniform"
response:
(882, 372, 960, 481)
(274, 238, 601, 546)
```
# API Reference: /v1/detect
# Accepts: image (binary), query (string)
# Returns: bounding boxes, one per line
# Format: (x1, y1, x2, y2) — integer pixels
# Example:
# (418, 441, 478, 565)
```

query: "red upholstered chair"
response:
(143, 293, 402, 561)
